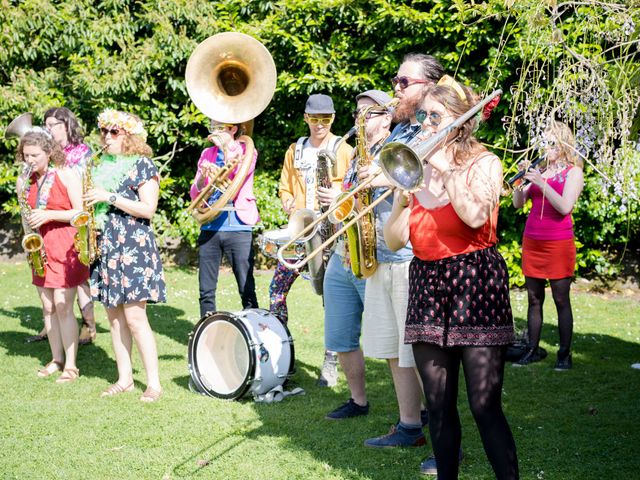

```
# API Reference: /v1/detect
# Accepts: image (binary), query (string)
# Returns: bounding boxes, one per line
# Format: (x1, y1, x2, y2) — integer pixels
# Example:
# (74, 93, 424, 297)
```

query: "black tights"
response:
(525, 277, 573, 355)
(413, 343, 519, 480)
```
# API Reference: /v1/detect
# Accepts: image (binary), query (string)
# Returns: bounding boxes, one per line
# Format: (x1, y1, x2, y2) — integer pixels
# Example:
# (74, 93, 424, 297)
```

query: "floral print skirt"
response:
(405, 246, 514, 347)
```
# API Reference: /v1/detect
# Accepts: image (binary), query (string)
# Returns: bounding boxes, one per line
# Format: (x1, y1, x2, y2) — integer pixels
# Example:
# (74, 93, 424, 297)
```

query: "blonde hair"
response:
(546, 120, 582, 168)
(16, 131, 66, 166)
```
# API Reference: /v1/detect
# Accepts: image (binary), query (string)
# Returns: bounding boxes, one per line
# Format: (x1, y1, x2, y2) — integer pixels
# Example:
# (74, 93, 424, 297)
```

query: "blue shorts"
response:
(323, 253, 366, 352)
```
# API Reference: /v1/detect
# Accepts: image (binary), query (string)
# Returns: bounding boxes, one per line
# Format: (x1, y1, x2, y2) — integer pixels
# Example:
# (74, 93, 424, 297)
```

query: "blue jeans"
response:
(324, 253, 366, 352)
(198, 230, 258, 318)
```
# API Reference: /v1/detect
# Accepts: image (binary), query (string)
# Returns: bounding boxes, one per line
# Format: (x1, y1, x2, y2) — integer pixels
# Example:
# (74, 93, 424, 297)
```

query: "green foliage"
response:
(0, 0, 637, 279)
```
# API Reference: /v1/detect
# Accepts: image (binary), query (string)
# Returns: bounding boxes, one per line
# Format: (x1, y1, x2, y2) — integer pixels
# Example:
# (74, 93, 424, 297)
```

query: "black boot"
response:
(554, 348, 573, 371)
(514, 346, 544, 366)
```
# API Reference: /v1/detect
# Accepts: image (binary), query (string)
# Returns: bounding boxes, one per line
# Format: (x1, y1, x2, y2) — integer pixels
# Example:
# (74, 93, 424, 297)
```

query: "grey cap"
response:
(305, 94, 335, 114)
(355, 89, 393, 107)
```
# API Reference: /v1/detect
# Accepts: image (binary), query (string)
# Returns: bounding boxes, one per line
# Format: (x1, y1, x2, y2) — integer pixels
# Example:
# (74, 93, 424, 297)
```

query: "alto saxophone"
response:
(18, 164, 47, 277)
(71, 149, 101, 266)
(344, 100, 397, 279)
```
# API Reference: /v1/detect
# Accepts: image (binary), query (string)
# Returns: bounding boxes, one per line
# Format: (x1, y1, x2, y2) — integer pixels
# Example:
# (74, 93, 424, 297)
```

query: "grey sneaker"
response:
(317, 350, 338, 387)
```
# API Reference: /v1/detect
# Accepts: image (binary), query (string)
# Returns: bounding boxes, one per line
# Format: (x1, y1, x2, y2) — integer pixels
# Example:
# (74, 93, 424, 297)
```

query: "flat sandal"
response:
(56, 367, 80, 384)
(101, 382, 134, 397)
(37, 360, 63, 378)
(140, 386, 162, 403)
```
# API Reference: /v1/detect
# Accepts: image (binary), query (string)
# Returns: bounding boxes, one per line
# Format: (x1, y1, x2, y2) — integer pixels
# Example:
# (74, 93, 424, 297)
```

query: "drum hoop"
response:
(187, 311, 256, 400)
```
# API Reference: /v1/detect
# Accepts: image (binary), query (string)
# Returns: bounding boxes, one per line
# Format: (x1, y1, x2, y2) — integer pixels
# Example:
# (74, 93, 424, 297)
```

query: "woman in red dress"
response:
(16, 130, 88, 383)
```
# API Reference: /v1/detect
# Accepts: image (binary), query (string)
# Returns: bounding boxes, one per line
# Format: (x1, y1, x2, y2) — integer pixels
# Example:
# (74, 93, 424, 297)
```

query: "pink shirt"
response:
(523, 167, 574, 241)
(189, 141, 260, 226)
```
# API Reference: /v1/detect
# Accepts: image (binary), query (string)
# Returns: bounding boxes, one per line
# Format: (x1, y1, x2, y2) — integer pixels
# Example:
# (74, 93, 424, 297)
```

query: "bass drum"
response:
(188, 309, 295, 400)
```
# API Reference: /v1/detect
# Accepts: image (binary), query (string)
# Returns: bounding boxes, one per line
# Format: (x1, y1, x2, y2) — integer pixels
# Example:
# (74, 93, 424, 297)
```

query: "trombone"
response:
(276, 88, 503, 271)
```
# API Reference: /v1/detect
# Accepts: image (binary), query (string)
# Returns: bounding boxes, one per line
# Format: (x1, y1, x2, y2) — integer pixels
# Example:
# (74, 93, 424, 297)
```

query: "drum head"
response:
(188, 312, 255, 400)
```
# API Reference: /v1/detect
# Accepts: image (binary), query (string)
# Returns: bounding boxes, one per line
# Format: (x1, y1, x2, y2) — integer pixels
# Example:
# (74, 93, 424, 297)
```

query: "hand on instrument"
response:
(84, 187, 112, 206)
(207, 131, 233, 150)
(427, 145, 454, 174)
(523, 167, 545, 188)
(357, 164, 387, 188)
(393, 189, 412, 210)
(201, 163, 222, 181)
(317, 186, 340, 207)
(27, 209, 52, 229)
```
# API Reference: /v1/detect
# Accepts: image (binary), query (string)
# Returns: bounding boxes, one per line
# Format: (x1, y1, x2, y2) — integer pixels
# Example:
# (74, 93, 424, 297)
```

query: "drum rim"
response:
(187, 311, 256, 400)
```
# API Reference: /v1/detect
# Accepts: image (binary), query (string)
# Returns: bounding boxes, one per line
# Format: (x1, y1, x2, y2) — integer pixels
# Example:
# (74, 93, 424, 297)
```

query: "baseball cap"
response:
(305, 94, 335, 114)
(355, 89, 393, 107)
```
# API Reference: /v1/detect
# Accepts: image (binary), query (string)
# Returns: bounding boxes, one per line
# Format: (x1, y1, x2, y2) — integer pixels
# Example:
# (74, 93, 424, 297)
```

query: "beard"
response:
(392, 93, 423, 124)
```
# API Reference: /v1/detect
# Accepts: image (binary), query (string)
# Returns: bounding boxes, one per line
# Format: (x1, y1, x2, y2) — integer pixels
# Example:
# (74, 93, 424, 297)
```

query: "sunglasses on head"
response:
(352, 110, 386, 120)
(306, 116, 333, 126)
(391, 76, 429, 89)
(415, 109, 450, 127)
(100, 127, 124, 137)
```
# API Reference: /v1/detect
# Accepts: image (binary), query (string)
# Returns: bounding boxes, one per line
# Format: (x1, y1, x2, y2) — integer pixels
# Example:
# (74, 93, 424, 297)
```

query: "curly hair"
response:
(545, 120, 583, 168)
(43, 107, 84, 145)
(101, 111, 153, 157)
(420, 84, 484, 166)
(16, 131, 66, 166)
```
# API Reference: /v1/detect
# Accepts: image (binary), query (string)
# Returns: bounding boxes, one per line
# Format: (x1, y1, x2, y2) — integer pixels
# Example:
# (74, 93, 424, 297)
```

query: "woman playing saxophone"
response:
(16, 129, 88, 383)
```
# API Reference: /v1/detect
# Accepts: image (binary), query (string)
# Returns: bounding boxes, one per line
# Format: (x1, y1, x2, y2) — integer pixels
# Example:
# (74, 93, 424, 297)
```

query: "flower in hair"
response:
(481, 95, 501, 121)
(97, 109, 147, 138)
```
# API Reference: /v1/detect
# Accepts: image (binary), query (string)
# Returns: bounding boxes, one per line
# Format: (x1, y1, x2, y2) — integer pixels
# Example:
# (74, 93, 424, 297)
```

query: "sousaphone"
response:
(185, 32, 277, 224)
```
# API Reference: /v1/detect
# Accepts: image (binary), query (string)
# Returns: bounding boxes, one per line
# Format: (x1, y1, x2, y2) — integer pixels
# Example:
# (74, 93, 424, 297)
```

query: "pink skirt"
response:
(522, 236, 576, 279)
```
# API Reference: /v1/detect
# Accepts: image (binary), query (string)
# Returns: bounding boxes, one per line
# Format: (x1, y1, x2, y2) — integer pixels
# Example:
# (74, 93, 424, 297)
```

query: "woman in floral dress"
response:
(85, 110, 166, 402)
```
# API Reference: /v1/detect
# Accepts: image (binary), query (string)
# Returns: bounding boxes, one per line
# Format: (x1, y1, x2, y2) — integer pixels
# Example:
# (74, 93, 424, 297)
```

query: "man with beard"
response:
(359, 54, 462, 476)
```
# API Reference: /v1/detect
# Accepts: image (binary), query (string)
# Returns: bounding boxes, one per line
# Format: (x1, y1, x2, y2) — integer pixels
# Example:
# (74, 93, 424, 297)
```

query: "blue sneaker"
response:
(419, 448, 464, 475)
(364, 423, 426, 448)
(325, 398, 369, 420)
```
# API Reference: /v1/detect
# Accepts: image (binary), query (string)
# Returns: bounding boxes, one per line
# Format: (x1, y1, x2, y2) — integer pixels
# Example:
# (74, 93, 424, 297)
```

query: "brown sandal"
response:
(56, 367, 80, 384)
(37, 360, 63, 378)
(140, 386, 163, 403)
(101, 382, 134, 397)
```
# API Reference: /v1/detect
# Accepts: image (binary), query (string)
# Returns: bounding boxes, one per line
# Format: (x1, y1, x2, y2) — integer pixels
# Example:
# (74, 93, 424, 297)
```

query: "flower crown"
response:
(97, 109, 147, 138)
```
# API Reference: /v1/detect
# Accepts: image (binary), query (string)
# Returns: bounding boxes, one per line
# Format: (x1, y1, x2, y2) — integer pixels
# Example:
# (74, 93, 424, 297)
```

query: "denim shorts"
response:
(323, 253, 366, 352)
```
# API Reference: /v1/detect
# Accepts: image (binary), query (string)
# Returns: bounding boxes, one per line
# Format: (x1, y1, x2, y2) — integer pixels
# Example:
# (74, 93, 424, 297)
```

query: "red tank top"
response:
(409, 202, 498, 261)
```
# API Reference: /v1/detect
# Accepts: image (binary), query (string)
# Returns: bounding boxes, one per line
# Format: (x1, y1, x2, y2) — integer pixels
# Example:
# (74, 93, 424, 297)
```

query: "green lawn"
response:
(0, 261, 638, 479)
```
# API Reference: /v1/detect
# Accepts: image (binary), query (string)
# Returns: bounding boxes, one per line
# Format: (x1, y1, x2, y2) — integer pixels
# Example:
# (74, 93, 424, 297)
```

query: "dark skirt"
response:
(405, 246, 515, 347)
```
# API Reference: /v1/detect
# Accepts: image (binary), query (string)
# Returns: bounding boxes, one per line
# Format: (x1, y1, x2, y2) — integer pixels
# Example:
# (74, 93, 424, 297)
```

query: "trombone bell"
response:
(185, 32, 277, 123)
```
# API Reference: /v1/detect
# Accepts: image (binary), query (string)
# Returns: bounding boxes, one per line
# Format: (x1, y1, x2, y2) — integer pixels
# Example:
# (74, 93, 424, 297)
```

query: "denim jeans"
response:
(324, 253, 366, 352)
(198, 230, 258, 318)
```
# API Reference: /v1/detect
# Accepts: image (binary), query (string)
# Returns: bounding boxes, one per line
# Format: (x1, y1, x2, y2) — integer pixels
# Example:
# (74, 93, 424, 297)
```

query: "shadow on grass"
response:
(147, 303, 195, 347)
(171, 356, 426, 479)
(0, 305, 118, 383)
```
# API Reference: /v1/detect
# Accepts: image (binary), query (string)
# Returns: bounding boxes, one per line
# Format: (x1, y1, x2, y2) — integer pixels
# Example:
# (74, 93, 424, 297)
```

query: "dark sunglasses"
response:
(391, 76, 429, 89)
(100, 127, 124, 137)
(415, 109, 450, 127)
(351, 110, 387, 120)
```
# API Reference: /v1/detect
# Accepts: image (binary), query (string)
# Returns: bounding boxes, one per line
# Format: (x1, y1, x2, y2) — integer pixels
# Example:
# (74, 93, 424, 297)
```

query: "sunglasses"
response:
(306, 116, 333, 126)
(352, 110, 387, 120)
(100, 127, 124, 136)
(210, 123, 235, 132)
(415, 109, 451, 127)
(391, 76, 429, 90)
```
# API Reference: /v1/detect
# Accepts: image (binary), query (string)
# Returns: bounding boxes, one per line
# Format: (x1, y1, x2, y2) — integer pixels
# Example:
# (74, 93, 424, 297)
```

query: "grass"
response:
(0, 261, 638, 480)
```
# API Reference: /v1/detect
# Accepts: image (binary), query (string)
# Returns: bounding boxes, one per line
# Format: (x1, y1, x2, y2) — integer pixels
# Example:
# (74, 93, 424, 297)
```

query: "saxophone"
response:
(71, 149, 100, 266)
(18, 164, 47, 277)
(344, 100, 397, 279)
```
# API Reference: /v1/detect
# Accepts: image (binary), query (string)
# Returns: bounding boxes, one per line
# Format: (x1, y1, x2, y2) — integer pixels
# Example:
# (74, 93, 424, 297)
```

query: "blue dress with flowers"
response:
(90, 156, 167, 307)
